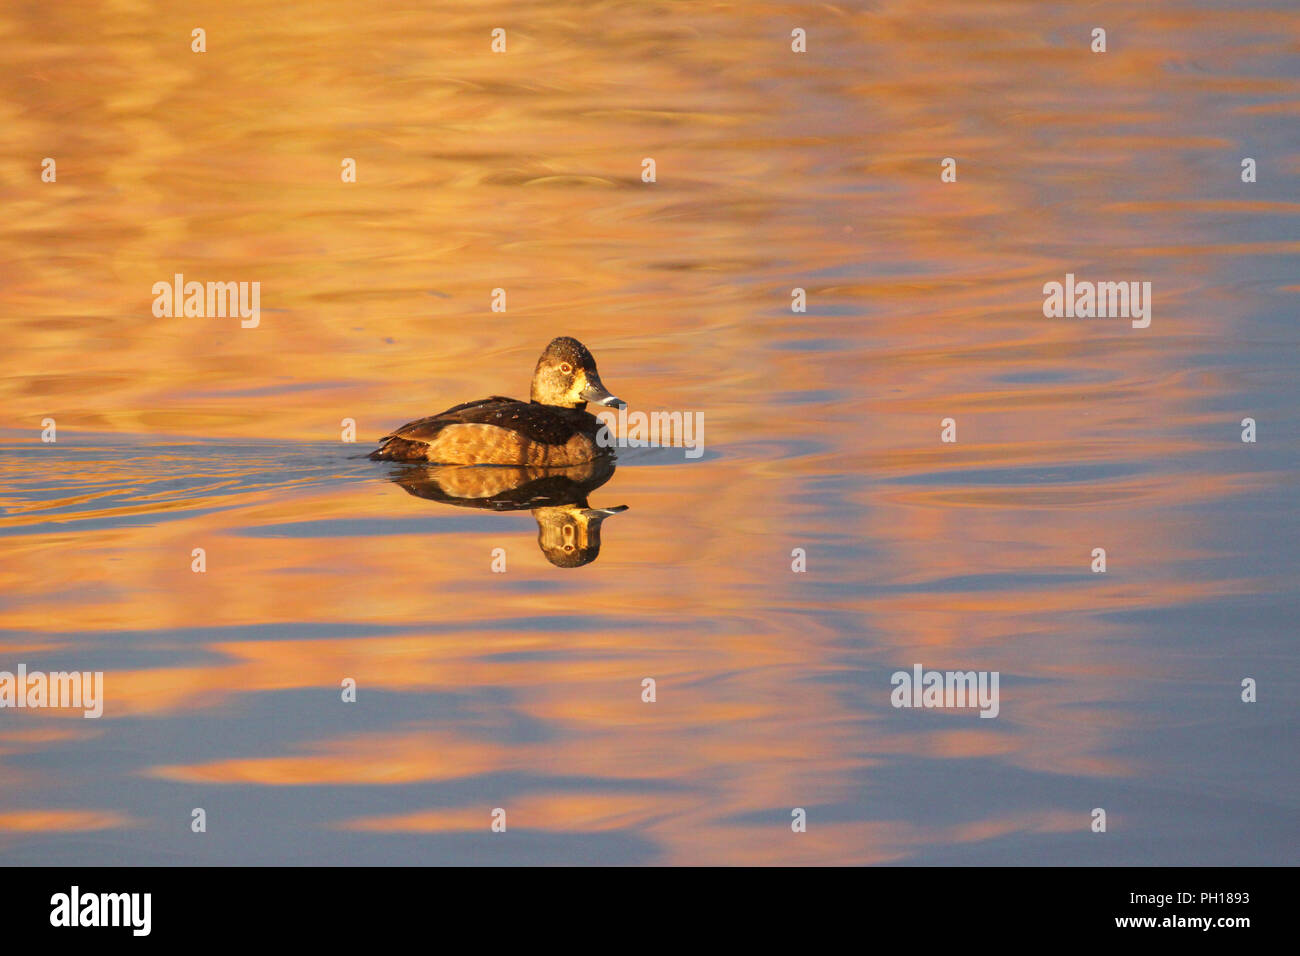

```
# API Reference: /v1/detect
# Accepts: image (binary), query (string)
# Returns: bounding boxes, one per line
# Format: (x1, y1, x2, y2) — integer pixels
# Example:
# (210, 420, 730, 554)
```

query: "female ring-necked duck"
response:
(369, 337, 625, 465)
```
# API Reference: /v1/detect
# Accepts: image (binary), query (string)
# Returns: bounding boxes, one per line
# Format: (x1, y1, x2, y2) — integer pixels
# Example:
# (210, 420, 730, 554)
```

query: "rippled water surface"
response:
(1, 0, 1298, 864)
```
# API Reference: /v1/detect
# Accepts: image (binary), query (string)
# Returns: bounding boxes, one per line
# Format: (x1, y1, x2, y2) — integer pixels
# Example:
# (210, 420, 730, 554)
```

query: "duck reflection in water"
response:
(387, 456, 627, 568)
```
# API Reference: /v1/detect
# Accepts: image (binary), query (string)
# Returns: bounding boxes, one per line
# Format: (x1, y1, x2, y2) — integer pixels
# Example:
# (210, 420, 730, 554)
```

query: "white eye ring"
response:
(561, 363, 573, 373)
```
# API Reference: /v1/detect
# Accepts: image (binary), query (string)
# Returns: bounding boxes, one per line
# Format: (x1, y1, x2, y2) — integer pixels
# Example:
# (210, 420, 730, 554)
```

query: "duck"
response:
(369, 337, 625, 465)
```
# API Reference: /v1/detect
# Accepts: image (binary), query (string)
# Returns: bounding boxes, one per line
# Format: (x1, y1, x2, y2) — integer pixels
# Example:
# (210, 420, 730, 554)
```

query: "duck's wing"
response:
(378, 396, 519, 442)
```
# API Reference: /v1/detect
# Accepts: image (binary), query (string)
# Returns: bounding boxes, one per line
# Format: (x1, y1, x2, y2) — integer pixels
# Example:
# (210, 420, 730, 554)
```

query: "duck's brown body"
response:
(369, 338, 624, 466)
(369, 397, 604, 465)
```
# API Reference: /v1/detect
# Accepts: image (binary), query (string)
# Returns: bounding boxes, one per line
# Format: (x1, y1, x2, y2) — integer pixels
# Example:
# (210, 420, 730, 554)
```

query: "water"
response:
(1, 0, 1298, 865)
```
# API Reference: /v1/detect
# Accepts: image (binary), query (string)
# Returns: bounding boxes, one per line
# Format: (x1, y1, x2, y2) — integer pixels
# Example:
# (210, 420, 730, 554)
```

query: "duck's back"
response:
(369, 397, 604, 465)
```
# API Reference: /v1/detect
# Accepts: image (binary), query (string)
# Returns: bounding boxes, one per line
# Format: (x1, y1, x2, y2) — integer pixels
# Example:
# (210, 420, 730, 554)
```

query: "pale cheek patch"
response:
(557, 370, 589, 406)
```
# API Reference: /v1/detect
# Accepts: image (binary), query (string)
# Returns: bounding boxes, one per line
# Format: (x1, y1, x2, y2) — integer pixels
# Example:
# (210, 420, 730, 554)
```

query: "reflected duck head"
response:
(387, 460, 628, 568)
(535, 504, 628, 568)
(530, 337, 625, 410)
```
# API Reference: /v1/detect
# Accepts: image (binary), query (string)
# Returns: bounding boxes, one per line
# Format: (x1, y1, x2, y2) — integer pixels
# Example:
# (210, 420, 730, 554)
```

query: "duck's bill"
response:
(582, 505, 629, 519)
(581, 381, 626, 408)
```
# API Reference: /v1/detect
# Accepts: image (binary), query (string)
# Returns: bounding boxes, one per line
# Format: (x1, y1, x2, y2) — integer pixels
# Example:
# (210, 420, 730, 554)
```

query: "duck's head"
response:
(535, 503, 628, 568)
(530, 336, 625, 410)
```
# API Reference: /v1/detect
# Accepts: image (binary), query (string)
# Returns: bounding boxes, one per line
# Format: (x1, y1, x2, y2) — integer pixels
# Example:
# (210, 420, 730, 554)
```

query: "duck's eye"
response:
(564, 544, 575, 552)
(560, 363, 573, 373)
